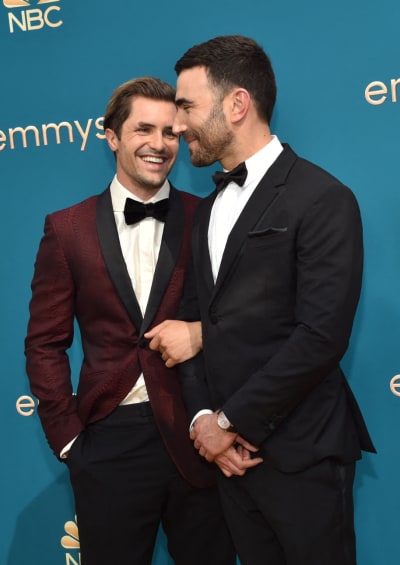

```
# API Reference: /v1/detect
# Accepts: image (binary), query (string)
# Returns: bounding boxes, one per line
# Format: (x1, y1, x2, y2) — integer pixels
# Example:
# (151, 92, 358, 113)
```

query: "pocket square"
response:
(248, 226, 288, 237)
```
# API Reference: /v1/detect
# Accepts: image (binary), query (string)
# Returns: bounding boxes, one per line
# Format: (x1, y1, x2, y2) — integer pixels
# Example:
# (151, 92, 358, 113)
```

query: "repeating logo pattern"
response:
(2, 0, 62, 33)
(3, 0, 59, 7)
(61, 517, 80, 550)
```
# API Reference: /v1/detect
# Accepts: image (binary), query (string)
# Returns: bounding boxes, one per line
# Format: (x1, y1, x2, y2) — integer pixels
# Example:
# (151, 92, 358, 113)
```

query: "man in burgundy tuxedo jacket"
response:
(25, 77, 234, 565)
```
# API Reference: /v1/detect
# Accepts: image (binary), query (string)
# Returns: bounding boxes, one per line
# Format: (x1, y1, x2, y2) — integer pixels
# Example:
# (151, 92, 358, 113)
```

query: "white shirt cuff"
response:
(60, 435, 79, 459)
(189, 409, 213, 432)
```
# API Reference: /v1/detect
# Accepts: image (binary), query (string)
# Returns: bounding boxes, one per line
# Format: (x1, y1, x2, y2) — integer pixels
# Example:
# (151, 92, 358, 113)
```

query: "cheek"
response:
(170, 149, 179, 162)
(167, 139, 180, 154)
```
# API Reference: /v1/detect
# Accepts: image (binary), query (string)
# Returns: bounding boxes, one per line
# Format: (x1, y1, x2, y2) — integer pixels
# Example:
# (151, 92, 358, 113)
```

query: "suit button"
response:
(138, 338, 148, 349)
(209, 308, 218, 324)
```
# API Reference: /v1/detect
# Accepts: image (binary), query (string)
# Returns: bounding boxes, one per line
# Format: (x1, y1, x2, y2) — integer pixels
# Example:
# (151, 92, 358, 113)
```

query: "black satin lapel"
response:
(195, 193, 216, 293)
(212, 145, 298, 295)
(96, 188, 143, 329)
(214, 145, 298, 294)
(214, 176, 280, 292)
(140, 187, 183, 333)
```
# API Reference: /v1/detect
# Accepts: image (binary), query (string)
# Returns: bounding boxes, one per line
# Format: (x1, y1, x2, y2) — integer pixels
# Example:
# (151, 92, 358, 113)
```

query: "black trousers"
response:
(218, 457, 356, 565)
(66, 402, 235, 565)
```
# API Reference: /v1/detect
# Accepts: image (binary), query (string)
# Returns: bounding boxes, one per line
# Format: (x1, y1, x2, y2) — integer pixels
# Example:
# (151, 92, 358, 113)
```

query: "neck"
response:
(116, 173, 163, 202)
(220, 123, 273, 170)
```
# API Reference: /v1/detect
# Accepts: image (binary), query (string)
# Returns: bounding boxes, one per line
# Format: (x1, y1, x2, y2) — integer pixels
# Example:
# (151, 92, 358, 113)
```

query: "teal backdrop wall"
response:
(1, 1, 399, 563)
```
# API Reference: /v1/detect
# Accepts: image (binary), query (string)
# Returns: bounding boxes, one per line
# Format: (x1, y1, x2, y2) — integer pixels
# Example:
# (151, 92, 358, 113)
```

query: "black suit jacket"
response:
(180, 144, 375, 472)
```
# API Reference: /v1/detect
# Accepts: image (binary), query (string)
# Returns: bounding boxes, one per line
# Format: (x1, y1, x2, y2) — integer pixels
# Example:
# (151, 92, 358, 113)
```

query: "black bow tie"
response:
(124, 198, 170, 225)
(212, 162, 248, 193)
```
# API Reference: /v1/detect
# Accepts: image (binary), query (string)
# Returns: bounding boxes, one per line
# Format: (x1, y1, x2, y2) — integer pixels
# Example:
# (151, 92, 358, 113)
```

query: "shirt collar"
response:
(110, 175, 171, 212)
(244, 135, 284, 187)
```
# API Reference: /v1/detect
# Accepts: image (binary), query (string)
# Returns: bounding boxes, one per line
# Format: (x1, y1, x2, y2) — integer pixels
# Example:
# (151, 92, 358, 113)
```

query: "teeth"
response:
(142, 156, 164, 163)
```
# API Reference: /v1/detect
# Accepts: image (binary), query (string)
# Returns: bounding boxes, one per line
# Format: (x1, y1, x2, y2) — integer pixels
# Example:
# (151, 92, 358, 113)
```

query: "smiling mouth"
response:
(141, 156, 166, 164)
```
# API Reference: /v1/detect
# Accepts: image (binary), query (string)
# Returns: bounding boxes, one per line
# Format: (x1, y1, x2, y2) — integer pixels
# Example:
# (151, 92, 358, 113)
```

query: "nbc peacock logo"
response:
(3, 0, 63, 33)
(61, 516, 81, 565)
(3, 0, 58, 6)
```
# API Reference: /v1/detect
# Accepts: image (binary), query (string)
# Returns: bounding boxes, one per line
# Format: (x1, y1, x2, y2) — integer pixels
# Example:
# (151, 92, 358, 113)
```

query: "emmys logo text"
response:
(1, 116, 105, 152)
(365, 76, 400, 105)
(3, 0, 62, 33)
(390, 375, 400, 397)
(16, 395, 37, 416)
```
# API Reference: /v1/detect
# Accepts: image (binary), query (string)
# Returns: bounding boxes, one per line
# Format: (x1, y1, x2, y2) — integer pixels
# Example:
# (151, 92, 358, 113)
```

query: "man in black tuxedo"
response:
(148, 35, 376, 565)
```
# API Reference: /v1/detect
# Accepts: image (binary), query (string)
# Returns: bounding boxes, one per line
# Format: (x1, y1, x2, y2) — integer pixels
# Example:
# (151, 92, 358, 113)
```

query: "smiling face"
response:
(173, 67, 234, 167)
(105, 96, 179, 199)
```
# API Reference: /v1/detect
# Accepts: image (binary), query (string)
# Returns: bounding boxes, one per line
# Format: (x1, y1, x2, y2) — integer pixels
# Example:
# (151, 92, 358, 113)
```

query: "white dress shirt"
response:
(110, 174, 170, 404)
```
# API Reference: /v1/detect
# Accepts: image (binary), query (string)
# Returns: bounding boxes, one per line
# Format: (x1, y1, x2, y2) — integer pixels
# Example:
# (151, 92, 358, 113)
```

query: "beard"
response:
(185, 104, 233, 167)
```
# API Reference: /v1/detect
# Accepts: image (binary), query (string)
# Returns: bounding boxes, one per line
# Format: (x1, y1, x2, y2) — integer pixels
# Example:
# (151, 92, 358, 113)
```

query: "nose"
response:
(172, 110, 187, 136)
(148, 131, 165, 152)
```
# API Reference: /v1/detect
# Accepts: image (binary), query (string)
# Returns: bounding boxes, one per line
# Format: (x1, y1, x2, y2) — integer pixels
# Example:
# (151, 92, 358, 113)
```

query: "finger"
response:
(235, 435, 259, 452)
(215, 455, 246, 476)
(214, 458, 234, 477)
(193, 439, 201, 450)
(240, 457, 263, 469)
(215, 461, 233, 477)
(220, 468, 233, 477)
(143, 327, 159, 339)
(236, 445, 250, 460)
(228, 450, 263, 470)
(144, 321, 168, 338)
(147, 336, 161, 351)
(221, 449, 263, 472)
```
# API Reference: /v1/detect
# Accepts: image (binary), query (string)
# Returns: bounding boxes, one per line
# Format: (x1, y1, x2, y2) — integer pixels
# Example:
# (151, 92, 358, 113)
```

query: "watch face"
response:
(217, 411, 230, 429)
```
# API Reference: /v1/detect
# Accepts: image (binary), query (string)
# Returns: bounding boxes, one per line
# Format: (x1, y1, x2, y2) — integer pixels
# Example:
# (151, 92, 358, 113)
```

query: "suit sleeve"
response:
(223, 183, 364, 445)
(177, 253, 213, 419)
(25, 215, 84, 458)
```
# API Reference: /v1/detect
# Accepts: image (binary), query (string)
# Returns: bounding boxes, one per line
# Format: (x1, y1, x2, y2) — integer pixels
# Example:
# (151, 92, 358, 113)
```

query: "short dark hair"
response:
(103, 76, 176, 138)
(175, 35, 276, 124)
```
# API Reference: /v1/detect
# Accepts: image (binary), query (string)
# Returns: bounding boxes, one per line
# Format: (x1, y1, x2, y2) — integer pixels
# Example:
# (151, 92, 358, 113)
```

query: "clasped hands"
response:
(144, 320, 263, 476)
(191, 413, 263, 477)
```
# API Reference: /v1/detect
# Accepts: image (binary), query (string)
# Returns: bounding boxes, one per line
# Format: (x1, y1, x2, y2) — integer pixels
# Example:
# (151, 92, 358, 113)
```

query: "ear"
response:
(105, 128, 119, 152)
(226, 88, 251, 124)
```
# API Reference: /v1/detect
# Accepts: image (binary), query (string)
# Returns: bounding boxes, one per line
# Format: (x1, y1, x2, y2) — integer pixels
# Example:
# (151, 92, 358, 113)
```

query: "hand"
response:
(214, 445, 263, 477)
(144, 320, 202, 368)
(190, 413, 238, 461)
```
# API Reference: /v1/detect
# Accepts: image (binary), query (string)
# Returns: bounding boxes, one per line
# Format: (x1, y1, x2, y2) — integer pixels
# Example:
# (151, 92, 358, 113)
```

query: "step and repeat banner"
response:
(1, 1, 398, 564)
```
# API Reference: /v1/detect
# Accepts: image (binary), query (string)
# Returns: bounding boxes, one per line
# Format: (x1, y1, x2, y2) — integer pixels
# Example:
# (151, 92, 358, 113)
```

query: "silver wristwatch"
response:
(216, 410, 236, 433)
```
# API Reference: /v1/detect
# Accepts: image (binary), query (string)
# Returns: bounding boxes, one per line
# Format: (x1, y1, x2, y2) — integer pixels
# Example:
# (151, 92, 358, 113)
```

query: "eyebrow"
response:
(175, 97, 192, 107)
(136, 121, 155, 128)
(136, 121, 175, 132)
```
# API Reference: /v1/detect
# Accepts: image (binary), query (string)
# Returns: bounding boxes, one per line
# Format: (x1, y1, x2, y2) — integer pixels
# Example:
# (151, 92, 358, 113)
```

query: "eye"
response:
(176, 103, 191, 113)
(164, 129, 179, 140)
